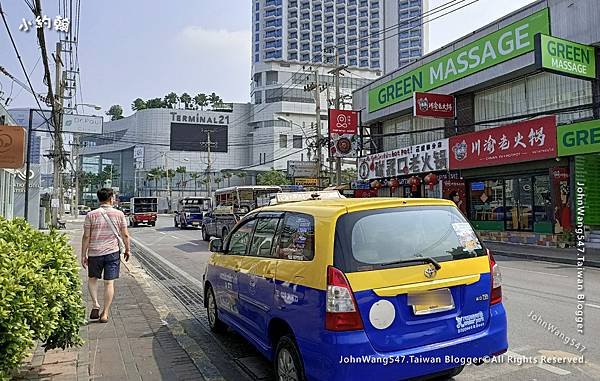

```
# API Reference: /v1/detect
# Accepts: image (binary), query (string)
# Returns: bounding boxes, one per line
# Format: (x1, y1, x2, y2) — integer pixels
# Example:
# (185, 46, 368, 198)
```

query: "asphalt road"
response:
(130, 215, 600, 380)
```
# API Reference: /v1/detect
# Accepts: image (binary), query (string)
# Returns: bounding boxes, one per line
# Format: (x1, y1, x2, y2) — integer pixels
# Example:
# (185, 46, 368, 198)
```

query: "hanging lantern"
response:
(370, 180, 382, 190)
(424, 173, 439, 190)
(389, 178, 400, 192)
(408, 176, 421, 192)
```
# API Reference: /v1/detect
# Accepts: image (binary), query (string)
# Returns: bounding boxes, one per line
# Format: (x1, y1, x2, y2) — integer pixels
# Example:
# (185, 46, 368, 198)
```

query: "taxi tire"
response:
(274, 335, 306, 381)
(434, 365, 464, 380)
(206, 287, 226, 333)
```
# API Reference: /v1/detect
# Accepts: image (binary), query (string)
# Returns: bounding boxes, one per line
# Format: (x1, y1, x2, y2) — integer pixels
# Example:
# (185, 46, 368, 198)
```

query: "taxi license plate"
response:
(192, 222, 199, 226)
(408, 288, 454, 316)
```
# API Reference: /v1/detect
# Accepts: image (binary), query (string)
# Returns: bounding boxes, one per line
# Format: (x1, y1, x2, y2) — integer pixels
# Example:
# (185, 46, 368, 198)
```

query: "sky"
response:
(0, 0, 535, 118)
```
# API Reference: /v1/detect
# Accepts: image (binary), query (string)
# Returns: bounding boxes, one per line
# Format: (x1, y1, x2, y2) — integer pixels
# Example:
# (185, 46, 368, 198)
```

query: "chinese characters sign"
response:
(358, 139, 449, 180)
(413, 92, 454, 118)
(449, 116, 557, 170)
(329, 109, 359, 158)
(19, 15, 70, 33)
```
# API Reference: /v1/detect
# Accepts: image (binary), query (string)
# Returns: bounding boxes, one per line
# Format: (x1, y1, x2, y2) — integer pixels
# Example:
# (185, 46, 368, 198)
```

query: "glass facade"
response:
(397, 0, 425, 67)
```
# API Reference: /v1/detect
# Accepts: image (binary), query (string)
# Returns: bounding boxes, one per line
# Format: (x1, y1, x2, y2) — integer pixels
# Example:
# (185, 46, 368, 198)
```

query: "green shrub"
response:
(0, 217, 85, 380)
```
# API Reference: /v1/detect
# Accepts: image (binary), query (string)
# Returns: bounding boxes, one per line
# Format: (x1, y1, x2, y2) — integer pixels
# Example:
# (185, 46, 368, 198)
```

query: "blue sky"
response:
(1, 0, 533, 118)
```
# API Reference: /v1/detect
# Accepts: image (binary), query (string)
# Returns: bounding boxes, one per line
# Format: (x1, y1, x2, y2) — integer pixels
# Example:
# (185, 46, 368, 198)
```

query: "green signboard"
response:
(557, 120, 600, 156)
(575, 155, 600, 225)
(368, 8, 550, 113)
(536, 34, 596, 79)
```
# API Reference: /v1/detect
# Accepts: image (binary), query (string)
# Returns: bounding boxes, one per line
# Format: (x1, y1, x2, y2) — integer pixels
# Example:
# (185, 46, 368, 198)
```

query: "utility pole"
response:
(328, 51, 348, 186)
(200, 131, 216, 200)
(163, 152, 171, 211)
(51, 41, 64, 227)
(304, 67, 327, 188)
(70, 135, 80, 216)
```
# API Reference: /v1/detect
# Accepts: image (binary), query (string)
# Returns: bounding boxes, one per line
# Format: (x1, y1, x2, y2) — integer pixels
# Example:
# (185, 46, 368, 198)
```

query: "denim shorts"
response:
(88, 252, 121, 280)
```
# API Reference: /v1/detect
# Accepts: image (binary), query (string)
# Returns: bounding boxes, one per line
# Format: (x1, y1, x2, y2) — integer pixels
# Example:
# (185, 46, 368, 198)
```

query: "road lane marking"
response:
(130, 237, 205, 290)
(170, 235, 179, 239)
(500, 266, 569, 278)
(159, 231, 166, 235)
(505, 351, 571, 376)
(586, 303, 600, 309)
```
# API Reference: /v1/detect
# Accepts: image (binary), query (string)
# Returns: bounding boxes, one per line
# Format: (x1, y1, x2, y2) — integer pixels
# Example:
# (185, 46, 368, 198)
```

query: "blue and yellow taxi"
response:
(203, 195, 507, 381)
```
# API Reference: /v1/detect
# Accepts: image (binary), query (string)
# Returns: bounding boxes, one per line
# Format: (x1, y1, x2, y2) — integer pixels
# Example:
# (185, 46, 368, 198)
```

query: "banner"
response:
(0, 125, 26, 168)
(413, 92, 454, 118)
(557, 120, 600, 156)
(287, 160, 318, 178)
(62, 114, 103, 134)
(449, 116, 557, 170)
(329, 109, 359, 158)
(358, 139, 449, 180)
(368, 8, 550, 112)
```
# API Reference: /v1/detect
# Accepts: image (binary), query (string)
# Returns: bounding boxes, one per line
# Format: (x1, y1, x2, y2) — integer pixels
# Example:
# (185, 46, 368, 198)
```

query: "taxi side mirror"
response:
(209, 238, 224, 253)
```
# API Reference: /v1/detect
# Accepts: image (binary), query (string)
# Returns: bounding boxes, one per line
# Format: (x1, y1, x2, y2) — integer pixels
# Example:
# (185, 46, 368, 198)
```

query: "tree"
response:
(256, 170, 290, 186)
(340, 168, 358, 184)
(164, 92, 179, 109)
(166, 169, 176, 189)
(208, 92, 223, 109)
(175, 166, 187, 195)
(193, 93, 209, 110)
(147, 168, 163, 195)
(214, 177, 223, 188)
(179, 93, 192, 110)
(131, 98, 147, 111)
(146, 97, 165, 109)
(221, 170, 233, 187)
(189, 172, 202, 196)
(236, 171, 247, 185)
(106, 105, 124, 121)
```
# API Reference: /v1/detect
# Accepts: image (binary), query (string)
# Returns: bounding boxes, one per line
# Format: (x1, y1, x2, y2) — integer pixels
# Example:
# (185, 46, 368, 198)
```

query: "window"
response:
(279, 134, 288, 148)
(469, 180, 504, 223)
(275, 213, 315, 261)
(293, 135, 303, 148)
(255, 23, 260, 31)
(227, 219, 257, 256)
(249, 217, 282, 257)
(254, 90, 263, 104)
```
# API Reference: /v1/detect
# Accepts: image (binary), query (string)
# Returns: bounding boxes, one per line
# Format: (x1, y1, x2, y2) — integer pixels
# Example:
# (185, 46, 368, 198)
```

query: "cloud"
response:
(173, 27, 251, 102)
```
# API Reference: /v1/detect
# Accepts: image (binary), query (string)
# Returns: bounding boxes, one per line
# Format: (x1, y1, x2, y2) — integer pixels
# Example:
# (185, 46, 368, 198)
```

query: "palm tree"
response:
(222, 170, 233, 187)
(215, 177, 223, 189)
(147, 168, 163, 195)
(164, 92, 179, 109)
(189, 172, 202, 196)
(193, 93, 208, 110)
(179, 93, 192, 110)
(208, 92, 223, 109)
(146, 97, 165, 109)
(236, 171, 247, 185)
(131, 98, 147, 111)
(176, 166, 187, 196)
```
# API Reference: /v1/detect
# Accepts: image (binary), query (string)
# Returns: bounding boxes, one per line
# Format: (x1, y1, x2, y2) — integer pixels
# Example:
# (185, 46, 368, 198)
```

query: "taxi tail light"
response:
(488, 249, 502, 305)
(325, 266, 364, 331)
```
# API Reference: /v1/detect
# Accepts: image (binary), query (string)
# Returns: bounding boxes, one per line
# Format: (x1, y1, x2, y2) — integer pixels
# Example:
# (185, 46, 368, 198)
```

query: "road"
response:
(129, 215, 600, 380)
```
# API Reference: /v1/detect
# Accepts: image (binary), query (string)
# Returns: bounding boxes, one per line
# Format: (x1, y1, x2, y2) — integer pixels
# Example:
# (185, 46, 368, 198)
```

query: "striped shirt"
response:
(84, 205, 127, 257)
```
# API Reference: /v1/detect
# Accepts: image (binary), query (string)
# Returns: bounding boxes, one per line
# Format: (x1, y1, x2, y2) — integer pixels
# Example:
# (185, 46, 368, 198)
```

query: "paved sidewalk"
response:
(485, 241, 600, 267)
(17, 225, 207, 381)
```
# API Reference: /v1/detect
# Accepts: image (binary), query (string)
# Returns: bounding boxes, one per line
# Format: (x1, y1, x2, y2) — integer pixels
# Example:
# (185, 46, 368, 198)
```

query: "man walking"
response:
(81, 188, 131, 322)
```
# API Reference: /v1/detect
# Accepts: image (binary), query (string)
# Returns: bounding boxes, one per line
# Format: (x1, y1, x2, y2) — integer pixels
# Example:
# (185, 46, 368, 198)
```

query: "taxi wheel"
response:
(274, 335, 305, 381)
(434, 365, 464, 380)
(206, 287, 226, 333)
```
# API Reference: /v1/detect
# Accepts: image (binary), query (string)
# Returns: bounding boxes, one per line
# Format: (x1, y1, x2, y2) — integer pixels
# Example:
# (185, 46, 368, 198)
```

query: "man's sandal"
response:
(90, 308, 100, 320)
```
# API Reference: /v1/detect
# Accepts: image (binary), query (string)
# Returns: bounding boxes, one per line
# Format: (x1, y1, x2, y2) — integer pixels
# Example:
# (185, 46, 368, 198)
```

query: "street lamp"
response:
(78, 103, 102, 111)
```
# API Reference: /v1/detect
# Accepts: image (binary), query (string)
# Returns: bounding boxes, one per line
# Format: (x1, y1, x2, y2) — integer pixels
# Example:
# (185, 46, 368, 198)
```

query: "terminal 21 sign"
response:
(358, 139, 449, 180)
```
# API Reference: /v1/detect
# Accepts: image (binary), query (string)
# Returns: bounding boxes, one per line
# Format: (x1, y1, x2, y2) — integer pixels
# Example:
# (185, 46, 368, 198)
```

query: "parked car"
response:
(77, 205, 91, 215)
(203, 196, 507, 381)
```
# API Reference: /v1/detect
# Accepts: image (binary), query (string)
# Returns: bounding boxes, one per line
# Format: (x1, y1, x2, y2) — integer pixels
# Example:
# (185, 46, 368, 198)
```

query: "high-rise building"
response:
(250, 0, 385, 171)
(384, 0, 429, 73)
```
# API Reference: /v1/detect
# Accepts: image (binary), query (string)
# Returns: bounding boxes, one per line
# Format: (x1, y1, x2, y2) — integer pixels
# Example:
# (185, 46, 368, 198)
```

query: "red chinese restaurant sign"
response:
(449, 116, 557, 170)
(413, 92, 454, 118)
(329, 109, 359, 158)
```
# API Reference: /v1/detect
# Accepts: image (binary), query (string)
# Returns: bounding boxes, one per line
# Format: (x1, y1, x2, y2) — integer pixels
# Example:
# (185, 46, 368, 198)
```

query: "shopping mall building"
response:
(352, 0, 600, 247)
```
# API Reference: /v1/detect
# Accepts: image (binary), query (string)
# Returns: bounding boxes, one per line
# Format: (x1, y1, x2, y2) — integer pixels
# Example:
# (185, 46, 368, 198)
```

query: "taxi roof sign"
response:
(270, 190, 345, 205)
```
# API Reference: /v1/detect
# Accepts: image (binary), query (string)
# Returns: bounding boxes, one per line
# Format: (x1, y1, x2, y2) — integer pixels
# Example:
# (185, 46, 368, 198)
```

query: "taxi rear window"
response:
(334, 205, 486, 273)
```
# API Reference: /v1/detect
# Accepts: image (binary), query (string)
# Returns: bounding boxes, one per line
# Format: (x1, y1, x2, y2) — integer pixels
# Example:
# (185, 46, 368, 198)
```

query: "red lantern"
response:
(424, 173, 439, 190)
(408, 176, 421, 192)
(370, 180, 382, 190)
(389, 178, 400, 192)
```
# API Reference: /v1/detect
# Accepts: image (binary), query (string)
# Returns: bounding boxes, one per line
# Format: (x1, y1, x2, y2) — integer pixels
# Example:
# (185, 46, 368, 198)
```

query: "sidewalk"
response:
(16, 224, 207, 381)
(485, 241, 600, 268)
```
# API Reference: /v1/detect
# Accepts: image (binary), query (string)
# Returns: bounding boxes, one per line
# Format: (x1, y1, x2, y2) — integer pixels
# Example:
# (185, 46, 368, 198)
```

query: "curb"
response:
(493, 250, 600, 268)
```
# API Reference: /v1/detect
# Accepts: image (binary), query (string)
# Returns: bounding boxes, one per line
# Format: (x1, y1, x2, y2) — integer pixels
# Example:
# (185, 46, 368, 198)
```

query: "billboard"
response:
(62, 114, 103, 134)
(287, 160, 318, 178)
(536, 34, 596, 80)
(449, 116, 557, 170)
(329, 109, 359, 158)
(0, 125, 26, 168)
(413, 92, 454, 118)
(170, 123, 228, 152)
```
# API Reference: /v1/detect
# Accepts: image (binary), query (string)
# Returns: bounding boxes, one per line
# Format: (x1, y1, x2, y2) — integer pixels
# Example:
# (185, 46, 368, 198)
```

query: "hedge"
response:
(0, 218, 85, 380)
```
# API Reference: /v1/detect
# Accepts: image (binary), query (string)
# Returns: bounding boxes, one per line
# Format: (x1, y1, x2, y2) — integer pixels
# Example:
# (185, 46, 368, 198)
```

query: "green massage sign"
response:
(536, 34, 596, 79)
(368, 8, 550, 113)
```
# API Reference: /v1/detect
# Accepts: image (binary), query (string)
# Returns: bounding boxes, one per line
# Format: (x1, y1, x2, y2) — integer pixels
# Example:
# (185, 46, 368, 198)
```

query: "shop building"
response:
(352, 0, 600, 246)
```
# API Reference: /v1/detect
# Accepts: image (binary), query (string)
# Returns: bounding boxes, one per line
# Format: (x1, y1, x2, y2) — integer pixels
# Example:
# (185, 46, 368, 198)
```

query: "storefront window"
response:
(533, 175, 552, 226)
(505, 177, 533, 231)
(469, 180, 504, 222)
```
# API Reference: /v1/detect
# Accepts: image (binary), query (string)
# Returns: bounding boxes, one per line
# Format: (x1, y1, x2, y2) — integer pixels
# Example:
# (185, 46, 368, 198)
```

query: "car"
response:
(77, 205, 91, 215)
(174, 197, 211, 229)
(203, 197, 507, 381)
